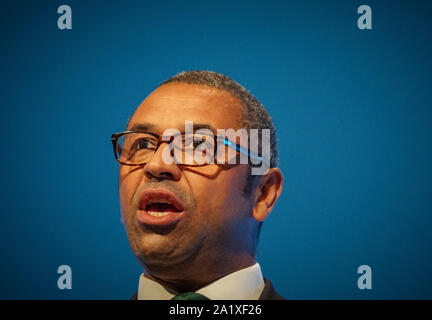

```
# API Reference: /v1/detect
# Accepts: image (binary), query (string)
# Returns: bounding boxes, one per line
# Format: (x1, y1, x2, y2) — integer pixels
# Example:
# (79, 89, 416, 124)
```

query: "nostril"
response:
(145, 170, 174, 180)
(159, 172, 174, 178)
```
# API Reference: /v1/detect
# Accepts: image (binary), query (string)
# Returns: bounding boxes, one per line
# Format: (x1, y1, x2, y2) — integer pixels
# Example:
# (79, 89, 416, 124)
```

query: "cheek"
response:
(119, 167, 142, 218)
(220, 168, 253, 219)
(190, 167, 251, 225)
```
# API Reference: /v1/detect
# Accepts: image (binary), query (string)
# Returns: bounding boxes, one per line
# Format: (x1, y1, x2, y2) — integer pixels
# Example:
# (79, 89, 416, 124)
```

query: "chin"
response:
(135, 235, 202, 270)
(134, 238, 183, 265)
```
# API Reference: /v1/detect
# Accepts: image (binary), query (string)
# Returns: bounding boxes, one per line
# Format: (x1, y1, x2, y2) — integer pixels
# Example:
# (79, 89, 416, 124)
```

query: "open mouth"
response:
(136, 188, 185, 226)
(145, 199, 182, 217)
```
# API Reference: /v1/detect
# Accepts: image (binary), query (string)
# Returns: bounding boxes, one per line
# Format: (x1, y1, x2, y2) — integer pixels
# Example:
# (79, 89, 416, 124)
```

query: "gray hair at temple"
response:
(159, 70, 279, 169)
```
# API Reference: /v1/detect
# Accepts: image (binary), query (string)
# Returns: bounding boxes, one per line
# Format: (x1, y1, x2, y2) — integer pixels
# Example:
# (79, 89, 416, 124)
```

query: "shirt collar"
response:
(137, 263, 265, 300)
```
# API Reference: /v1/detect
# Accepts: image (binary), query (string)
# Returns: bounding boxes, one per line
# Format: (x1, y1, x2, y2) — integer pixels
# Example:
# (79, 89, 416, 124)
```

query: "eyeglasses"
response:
(110, 130, 269, 167)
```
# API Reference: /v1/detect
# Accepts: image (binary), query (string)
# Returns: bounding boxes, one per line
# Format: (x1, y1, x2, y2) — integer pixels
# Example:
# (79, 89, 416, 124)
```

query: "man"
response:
(111, 70, 284, 300)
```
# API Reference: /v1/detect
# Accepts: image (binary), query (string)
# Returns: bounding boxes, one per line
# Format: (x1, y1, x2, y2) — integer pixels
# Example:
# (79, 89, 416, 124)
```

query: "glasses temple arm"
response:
(223, 139, 270, 165)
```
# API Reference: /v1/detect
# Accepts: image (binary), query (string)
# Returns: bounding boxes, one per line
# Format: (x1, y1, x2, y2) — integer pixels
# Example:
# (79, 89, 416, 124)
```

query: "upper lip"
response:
(138, 188, 185, 212)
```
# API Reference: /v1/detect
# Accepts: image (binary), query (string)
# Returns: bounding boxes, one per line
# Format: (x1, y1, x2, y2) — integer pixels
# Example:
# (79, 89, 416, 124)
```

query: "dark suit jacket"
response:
(131, 277, 286, 300)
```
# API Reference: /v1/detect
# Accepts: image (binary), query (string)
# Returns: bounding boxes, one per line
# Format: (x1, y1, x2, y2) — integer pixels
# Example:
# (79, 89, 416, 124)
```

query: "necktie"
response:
(171, 292, 210, 300)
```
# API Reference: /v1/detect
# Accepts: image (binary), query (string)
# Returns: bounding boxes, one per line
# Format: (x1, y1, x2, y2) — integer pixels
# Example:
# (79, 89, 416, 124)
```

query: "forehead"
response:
(128, 83, 243, 133)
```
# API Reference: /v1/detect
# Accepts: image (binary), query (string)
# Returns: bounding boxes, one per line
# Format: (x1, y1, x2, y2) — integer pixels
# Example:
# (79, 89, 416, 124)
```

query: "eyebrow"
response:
(192, 123, 217, 134)
(128, 122, 217, 134)
(128, 123, 156, 132)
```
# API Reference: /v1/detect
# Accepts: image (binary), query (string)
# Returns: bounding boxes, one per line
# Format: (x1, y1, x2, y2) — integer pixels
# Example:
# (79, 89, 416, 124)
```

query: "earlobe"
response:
(253, 201, 269, 222)
(251, 168, 283, 222)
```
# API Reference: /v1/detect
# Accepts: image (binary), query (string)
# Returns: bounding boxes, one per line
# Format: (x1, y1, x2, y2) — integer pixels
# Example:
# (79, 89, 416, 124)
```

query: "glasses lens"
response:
(178, 133, 216, 165)
(116, 132, 158, 165)
(115, 132, 221, 168)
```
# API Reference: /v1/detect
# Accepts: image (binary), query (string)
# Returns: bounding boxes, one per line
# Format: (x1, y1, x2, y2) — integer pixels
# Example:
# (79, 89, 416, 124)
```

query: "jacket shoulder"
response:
(259, 278, 286, 300)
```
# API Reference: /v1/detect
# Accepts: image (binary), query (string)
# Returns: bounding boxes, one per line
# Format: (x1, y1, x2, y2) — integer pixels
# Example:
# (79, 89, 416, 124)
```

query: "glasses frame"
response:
(111, 130, 270, 167)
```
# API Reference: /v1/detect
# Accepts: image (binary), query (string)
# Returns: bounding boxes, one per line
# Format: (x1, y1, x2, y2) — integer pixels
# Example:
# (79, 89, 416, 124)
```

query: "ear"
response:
(252, 168, 283, 222)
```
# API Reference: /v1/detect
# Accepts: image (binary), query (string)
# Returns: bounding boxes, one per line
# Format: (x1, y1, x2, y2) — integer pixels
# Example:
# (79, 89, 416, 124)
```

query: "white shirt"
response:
(137, 263, 265, 300)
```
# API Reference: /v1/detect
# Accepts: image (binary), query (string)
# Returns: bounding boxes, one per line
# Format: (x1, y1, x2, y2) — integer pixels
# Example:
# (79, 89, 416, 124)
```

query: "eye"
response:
(184, 135, 206, 149)
(134, 138, 156, 151)
(193, 136, 205, 148)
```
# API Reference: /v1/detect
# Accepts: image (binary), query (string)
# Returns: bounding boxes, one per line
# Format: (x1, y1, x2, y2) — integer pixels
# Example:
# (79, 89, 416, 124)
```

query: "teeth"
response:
(148, 199, 171, 205)
(147, 211, 171, 217)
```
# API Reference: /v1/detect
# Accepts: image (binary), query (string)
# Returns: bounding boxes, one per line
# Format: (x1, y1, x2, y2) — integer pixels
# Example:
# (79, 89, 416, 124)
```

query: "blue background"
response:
(1, 0, 431, 299)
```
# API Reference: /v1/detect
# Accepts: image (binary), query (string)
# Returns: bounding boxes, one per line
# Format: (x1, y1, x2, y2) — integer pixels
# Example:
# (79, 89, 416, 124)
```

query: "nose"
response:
(144, 142, 182, 181)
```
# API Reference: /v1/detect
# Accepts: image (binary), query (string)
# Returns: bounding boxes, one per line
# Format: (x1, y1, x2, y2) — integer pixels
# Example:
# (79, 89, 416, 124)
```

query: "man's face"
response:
(119, 83, 256, 270)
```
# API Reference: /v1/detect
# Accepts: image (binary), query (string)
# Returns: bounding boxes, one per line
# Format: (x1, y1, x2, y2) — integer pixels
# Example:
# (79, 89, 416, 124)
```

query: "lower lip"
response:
(136, 209, 185, 227)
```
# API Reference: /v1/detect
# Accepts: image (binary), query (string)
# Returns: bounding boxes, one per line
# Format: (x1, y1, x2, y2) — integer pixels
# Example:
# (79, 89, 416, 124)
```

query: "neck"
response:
(142, 254, 257, 292)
